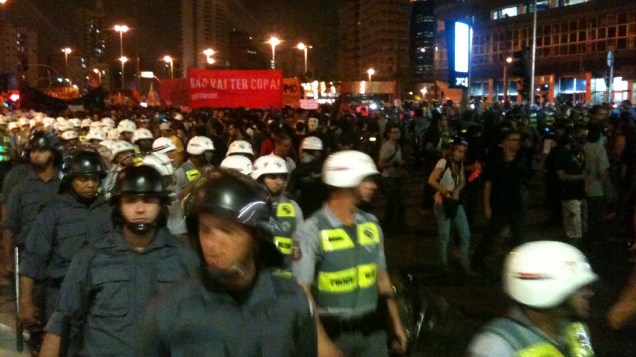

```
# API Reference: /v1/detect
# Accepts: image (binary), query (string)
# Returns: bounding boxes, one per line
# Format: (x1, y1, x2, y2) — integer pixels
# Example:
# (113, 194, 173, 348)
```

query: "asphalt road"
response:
(0, 170, 634, 356)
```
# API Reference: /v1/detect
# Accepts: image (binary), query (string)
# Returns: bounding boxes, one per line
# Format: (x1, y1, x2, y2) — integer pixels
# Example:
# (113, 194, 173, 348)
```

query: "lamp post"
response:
(0, 0, 7, 5)
(203, 48, 215, 66)
(296, 42, 311, 74)
(93, 68, 102, 85)
(163, 55, 174, 79)
(119, 56, 128, 88)
(267, 36, 281, 70)
(367, 68, 375, 82)
(61, 47, 72, 78)
(114, 24, 129, 59)
(503, 56, 512, 102)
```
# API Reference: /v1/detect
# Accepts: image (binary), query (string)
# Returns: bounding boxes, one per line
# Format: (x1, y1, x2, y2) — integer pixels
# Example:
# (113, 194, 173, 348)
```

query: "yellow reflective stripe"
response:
(517, 343, 564, 357)
(318, 268, 357, 293)
(565, 323, 593, 357)
(274, 236, 292, 255)
(320, 229, 355, 252)
(186, 169, 200, 182)
(276, 203, 296, 217)
(357, 222, 380, 245)
(357, 263, 377, 288)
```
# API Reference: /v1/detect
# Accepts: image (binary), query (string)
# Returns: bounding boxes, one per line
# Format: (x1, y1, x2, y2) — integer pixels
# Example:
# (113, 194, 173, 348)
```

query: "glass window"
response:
(608, 27, 616, 38)
(579, 31, 586, 41)
(570, 32, 577, 42)
(618, 38, 627, 49)
(598, 28, 606, 39)
(561, 34, 568, 43)
(618, 25, 626, 37)
(545, 36, 552, 45)
(569, 44, 577, 54)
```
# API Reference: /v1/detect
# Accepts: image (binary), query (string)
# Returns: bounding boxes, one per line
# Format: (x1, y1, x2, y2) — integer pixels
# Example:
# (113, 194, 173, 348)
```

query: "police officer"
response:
(39, 165, 198, 357)
(220, 154, 253, 176)
(467, 241, 597, 357)
(174, 136, 214, 195)
(252, 155, 303, 269)
(292, 150, 408, 357)
(18, 150, 111, 331)
(132, 128, 154, 155)
(101, 140, 138, 200)
(139, 169, 317, 356)
(287, 136, 328, 217)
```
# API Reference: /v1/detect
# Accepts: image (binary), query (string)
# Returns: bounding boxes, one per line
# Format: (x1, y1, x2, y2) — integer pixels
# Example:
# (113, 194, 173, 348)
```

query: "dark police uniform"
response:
(139, 269, 317, 357)
(19, 193, 112, 318)
(45, 228, 198, 357)
(2, 168, 61, 246)
(287, 159, 327, 217)
(0, 163, 30, 205)
(292, 204, 388, 356)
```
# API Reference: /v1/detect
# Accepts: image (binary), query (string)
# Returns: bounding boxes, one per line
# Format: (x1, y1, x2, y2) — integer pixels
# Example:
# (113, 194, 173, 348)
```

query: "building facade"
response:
(0, 22, 38, 90)
(338, 0, 411, 81)
(434, 0, 636, 104)
(411, 0, 436, 84)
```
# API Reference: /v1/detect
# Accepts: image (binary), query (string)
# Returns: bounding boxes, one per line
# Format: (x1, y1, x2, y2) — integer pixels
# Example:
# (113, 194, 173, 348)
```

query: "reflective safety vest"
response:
(484, 318, 594, 357)
(0, 134, 12, 163)
(313, 211, 381, 311)
(272, 196, 298, 256)
(181, 162, 201, 182)
(529, 113, 538, 129)
(545, 111, 556, 129)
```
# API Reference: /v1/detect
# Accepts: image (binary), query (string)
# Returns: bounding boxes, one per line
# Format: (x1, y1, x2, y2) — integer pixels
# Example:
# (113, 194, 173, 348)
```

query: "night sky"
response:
(3, 0, 339, 77)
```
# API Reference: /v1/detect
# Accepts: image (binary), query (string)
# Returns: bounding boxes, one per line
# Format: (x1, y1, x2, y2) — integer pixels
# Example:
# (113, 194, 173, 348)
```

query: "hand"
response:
(318, 338, 345, 357)
(391, 323, 409, 355)
(19, 300, 40, 328)
(484, 207, 492, 220)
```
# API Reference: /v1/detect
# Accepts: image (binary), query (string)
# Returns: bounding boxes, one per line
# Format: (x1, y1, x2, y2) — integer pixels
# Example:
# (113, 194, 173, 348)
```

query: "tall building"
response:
(228, 30, 268, 70)
(434, 0, 636, 104)
(411, 0, 436, 83)
(338, 0, 411, 81)
(0, 22, 38, 89)
(181, 0, 233, 74)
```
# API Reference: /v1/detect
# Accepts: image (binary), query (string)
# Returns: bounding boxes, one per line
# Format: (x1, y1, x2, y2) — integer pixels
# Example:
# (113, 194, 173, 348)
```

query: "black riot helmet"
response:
(185, 168, 284, 270)
(59, 149, 107, 194)
(111, 165, 169, 234)
(27, 131, 63, 165)
(111, 165, 168, 201)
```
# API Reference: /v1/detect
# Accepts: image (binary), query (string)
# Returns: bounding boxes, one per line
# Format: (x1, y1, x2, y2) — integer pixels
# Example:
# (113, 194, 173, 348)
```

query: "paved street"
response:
(0, 170, 634, 356)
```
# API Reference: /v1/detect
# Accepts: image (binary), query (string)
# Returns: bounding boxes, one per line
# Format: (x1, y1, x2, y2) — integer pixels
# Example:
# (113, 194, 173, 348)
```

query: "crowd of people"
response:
(0, 97, 633, 356)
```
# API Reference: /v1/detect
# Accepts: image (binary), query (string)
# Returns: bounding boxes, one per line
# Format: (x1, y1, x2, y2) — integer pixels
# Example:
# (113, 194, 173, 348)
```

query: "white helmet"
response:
(61, 130, 79, 141)
(55, 116, 66, 123)
(131, 128, 153, 143)
(220, 155, 253, 175)
(187, 136, 214, 155)
(56, 121, 73, 132)
(107, 128, 120, 141)
(80, 118, 92, 129)
(503, 241, 598, 309)
(28, 119, 36, 128)
(142, 152, 174, 177)
(117, 119, 136, 133)
(86, 129, 106, 142)
(42, 117, 55, 129)
(152, 137, 176, 154)
(251, 154, 288, 180)
(100, 139, 115, 151)
(173, 113, 184, 121)
(8, 122, 19, 131)
(226, 140, 254, 157)
(90, 121, 103, 131)
(101, 117, 115, 128)
(322, 150, 378, 187)
(18, 117, 29, 127)
(301, 136, 323, 151)
(109, 140, 136, 158)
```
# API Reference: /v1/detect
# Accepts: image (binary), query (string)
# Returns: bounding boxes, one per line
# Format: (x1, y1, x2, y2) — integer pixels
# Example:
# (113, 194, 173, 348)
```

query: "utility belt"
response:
(321, 311, 384, 338)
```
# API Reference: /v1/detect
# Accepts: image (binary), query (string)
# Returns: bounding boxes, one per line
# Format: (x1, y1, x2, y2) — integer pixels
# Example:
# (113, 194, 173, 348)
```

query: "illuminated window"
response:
(560, 0, 588, 6)
(492, 6, 518, 20)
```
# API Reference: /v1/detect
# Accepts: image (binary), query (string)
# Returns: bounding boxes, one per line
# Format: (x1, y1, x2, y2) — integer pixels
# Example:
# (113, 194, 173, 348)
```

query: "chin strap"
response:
(125, 221, 156, 235)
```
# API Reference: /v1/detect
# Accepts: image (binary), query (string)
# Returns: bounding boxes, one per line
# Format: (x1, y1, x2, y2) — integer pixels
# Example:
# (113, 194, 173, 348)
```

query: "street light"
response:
(93, 68, 102, 85)
(0, 1, 7, 5)
(203, 48, 215, 65)
(163, 55, 174, 79)
(296, 42, 312, 74)
(367, 68, 375, 82)
(266, 36, 281, 70)
(503, 56, 512, 102)
(119, 56, 128, 88)
(114, 24, 129, 60)
(61, 47, 72, 78)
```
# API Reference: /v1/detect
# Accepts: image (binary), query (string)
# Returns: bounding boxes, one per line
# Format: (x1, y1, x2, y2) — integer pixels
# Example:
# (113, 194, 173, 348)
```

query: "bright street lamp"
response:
(203, 48, 215, 65)
(367, 68, 375, 82)
(266, 36, 281, 70)
(61, 47, 72, 78)
(163, 55, 174, 79)
(119, 56, 128, 88)
(296, 42, 312, 74)
(93, 68, 103, 85)
(0, 0, 7, 5)
(114, 24, 129, 59)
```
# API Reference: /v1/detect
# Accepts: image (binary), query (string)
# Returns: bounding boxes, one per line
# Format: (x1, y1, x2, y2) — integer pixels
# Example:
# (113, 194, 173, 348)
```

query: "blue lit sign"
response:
(446, 19, 472, 89)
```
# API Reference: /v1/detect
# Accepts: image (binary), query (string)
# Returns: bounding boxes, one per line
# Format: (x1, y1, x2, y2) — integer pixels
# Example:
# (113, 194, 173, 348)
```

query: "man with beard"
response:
(139, 169, 316, 356)
(467, 241, 597, 357)
(39, 166, 197, 357)
(292, 150, 408, 357)
(1, 132, 63, 351)
(18, 151, 111, 337)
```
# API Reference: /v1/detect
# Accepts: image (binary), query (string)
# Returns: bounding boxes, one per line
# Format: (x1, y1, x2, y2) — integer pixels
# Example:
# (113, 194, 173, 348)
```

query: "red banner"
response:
(188, 69, 283, 109)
